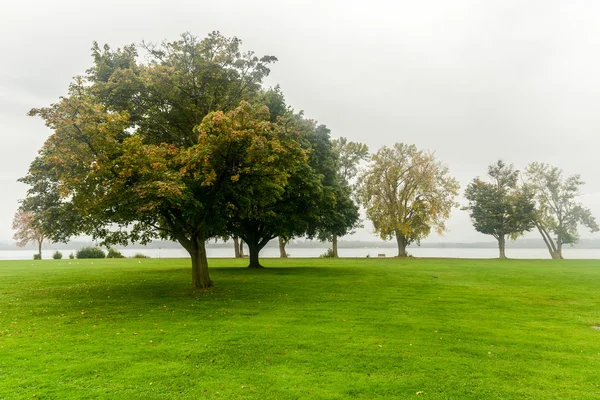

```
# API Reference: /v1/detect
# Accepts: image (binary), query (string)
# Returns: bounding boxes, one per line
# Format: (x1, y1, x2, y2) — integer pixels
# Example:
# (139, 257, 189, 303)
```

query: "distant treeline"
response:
(3, 238, 599, 251)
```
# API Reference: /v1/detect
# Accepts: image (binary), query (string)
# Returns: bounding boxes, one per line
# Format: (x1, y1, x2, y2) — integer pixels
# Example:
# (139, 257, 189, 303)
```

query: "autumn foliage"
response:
(21, 32, 357, 287)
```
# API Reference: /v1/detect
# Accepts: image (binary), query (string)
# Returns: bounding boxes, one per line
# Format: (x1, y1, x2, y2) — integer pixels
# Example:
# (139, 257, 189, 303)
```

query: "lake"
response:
(2, 247, 599, 260)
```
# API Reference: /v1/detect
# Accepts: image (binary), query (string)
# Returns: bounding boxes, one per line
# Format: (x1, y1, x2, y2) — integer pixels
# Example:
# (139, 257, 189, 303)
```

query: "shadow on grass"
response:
(23, 265, 365, 315)
(212, 265, 363, 277)
(146, 264, 365, 279)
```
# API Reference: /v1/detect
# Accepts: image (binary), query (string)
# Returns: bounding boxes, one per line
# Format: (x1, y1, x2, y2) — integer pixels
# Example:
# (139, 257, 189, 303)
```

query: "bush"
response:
(106, 248, 125, 258)
(33, 253, 41, 260)
(69, 253, 75, 259)
(76, 247, 106, 259)
(319, 248, 335, 258)
(52, 251, 63, 260)
(132, 253, 150, 259)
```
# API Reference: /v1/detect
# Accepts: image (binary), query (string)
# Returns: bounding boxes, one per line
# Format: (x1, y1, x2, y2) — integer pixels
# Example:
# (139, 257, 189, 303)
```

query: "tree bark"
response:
(278, 237, 288, 258)
(555, 240, 564, 259)
(332, 234, 339, 258)
(179, 237, 212, 288)
(395, 232, 408, 257)
(233, 236, 241, 258)
(550, 251, 562, 259)
(37, 239, 43, 260)
(247, 241, 264, 268)
(239, 239, 245, 257)
(537, 223, 553, 255)
(165, 213, 212, 288)
(498, 234, 507, 259)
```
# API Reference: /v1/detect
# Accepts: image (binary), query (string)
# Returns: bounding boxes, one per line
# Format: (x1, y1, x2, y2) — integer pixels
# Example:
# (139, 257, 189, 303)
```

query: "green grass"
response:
(1, 257, 600, 399)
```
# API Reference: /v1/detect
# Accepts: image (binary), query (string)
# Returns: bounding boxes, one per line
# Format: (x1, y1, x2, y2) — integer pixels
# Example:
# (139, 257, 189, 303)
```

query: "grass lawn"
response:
(1, 257, 600, 399)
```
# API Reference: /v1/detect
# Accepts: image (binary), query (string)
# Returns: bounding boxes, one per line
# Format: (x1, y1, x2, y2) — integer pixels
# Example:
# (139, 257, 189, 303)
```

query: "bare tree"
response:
(12, 210, 45, 259)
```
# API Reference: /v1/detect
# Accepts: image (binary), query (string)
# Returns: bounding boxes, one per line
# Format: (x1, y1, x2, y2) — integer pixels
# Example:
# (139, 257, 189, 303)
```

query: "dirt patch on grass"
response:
(591, 326, 600, 330)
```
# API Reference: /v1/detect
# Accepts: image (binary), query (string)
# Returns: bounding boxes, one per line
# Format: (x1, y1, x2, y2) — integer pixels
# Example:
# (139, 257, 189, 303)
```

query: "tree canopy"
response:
(333, 137, 369, 183)
(22, 32, 318, 288)
(23, 31, 596, 274)
(358, 143, 459, 257)
(525, 162, 599, 259)
(464, 160, 536, 258)
(225, 121, 359, 267)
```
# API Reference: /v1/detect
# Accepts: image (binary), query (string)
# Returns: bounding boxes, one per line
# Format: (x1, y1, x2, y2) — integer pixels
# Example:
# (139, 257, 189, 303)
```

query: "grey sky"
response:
(1, 0, 599, 243)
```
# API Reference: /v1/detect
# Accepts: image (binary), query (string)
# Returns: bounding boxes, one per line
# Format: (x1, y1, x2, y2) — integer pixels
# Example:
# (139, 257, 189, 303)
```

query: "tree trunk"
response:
(554, 240, 564, 259)
(278, 237, 288, 258)
(536, 222, 560, 259)
(395, 233, 408, 257)
(247, 241, 264, 268)
(332, 234, 339, 258)
(188, 241, 212, 288)
(498, 234, 507, 259)
(38, 239, 43, 260)
(239, 239, 245, 257)
(233, 237, 241, 258)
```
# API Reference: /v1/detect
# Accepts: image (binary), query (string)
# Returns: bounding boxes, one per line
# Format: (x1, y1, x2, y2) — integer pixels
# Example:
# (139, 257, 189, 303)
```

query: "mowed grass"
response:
(1, 257, 600, 399)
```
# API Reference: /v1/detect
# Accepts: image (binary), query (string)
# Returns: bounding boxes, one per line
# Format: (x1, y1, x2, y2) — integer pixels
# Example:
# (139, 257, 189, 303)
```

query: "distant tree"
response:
(314, 183, 360, 258)
(278, 236, 289, 258)
(239, 239, 245, 257)
(525, 162, 599, 259)
(334, 137, 370, 184)
(18, 157, 83, 243)
(358, 143, 460, 257)
(233, 236, 241, 258)
(231, 236, 246, 258)
(463, 160, 537, 258)
(12, 210, 46, 259)
(316, 137, 369, 257)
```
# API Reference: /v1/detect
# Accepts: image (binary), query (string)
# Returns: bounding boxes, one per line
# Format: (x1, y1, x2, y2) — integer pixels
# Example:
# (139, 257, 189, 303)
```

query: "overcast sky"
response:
(1, 0, 599, 243)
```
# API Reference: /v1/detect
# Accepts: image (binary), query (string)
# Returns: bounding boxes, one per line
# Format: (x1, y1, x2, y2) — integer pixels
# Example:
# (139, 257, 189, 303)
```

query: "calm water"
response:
(2, 247, 599, 260)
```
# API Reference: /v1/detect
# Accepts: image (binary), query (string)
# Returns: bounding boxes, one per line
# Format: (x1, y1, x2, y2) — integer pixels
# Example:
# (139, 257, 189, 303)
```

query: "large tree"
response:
(214, 107, 309, 268)
(358, 143, 460, 257)
(463, 160, 537, 258)
(232, 237, 245, 258)
(225, 119, 351, 268)
(12, 210, 46, 259)
(525, 162, 599, 259)
(22, 32, 293, 288)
